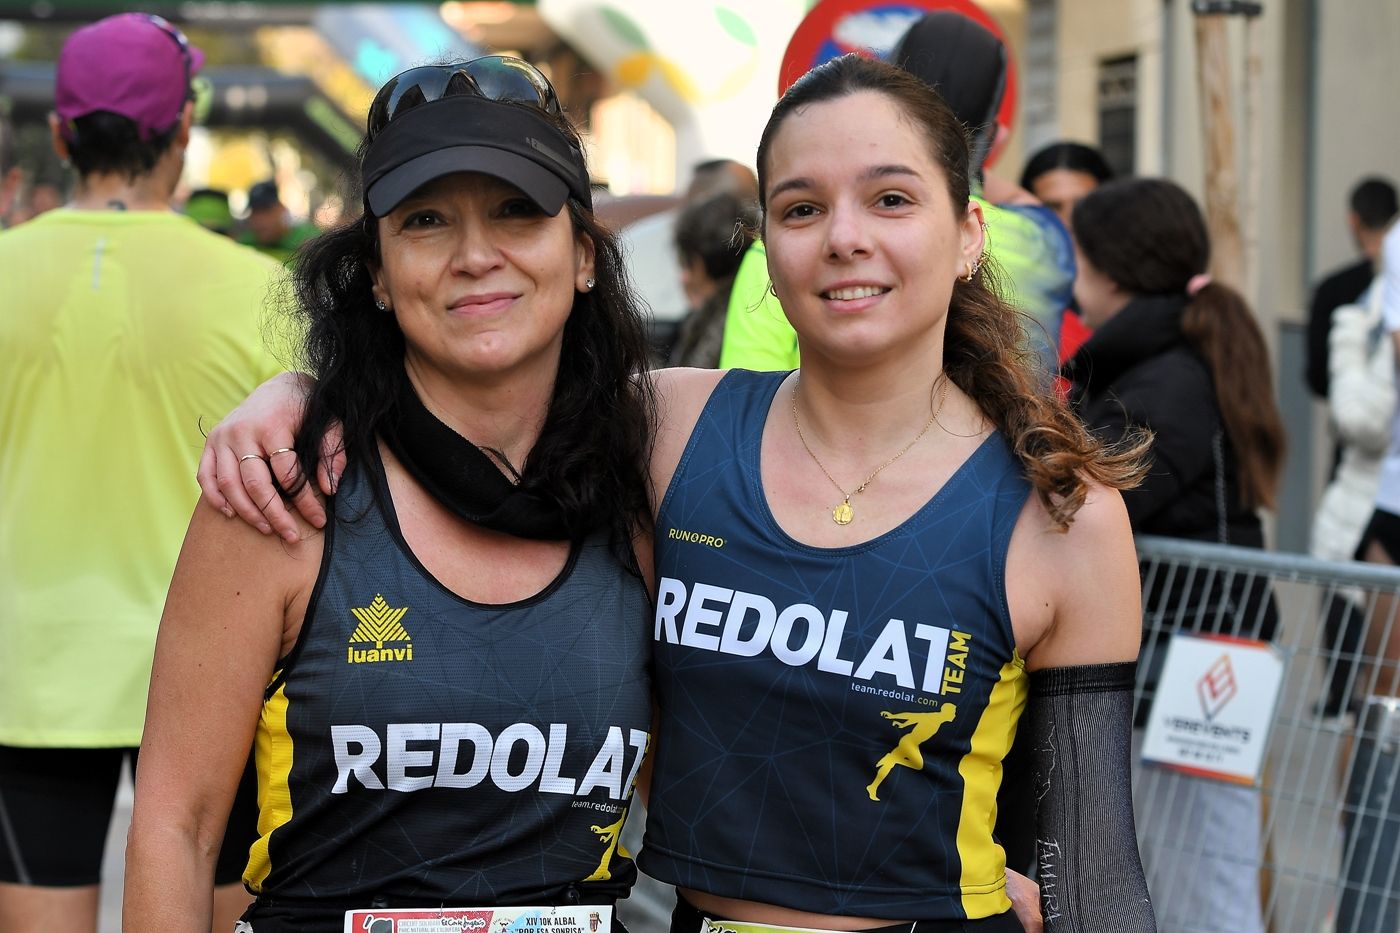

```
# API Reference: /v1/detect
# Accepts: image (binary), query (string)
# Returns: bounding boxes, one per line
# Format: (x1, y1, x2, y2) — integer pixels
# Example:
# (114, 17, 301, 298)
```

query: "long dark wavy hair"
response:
(284, 101, 656, 563)
(1072, 177, 1286, 509)
(755, 54, 1147, 527)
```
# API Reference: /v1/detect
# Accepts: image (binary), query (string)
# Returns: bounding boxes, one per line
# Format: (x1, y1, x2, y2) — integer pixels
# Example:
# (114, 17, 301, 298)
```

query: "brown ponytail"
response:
(1072, 177, 1285, 511)
(1179, 281, 1285, 508)
(946, 260, 1150, 528)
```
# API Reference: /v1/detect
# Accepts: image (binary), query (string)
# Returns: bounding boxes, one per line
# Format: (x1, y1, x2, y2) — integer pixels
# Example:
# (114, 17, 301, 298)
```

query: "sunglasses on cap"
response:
(146, 14, 216, 128)
(360, 56, 589, 216)
(368, 56, 562, 139)
(144, 14, 194, 88)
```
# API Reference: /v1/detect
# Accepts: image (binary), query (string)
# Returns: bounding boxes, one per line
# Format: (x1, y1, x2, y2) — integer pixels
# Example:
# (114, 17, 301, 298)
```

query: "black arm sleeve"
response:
(1029, 662, 1156, 932)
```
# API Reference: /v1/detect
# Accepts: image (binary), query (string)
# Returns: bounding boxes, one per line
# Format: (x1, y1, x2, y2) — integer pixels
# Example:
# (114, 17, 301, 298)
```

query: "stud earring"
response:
(585, 277, 596, 290)
(374, 298, 387, 311)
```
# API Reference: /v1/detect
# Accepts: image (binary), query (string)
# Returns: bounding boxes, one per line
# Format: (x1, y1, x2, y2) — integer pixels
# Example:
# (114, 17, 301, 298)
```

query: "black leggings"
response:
(668, 896, 1024, 933)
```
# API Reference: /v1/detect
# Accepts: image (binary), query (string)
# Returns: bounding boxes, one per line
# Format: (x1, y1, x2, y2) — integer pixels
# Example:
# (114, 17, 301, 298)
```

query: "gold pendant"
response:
(833, 499, 854, 525)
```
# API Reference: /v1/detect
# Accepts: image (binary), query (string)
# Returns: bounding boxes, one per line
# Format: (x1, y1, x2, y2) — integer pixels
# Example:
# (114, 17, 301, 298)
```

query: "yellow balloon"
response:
(614, 52, 655, 88)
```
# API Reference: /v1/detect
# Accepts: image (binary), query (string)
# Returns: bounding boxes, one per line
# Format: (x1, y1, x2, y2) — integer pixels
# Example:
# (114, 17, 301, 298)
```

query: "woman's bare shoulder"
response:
(652, 366, 728, 419)
(1009, 480, 1141, 670)
(647, 367, 730, 511)
(172, 498, 325, 655)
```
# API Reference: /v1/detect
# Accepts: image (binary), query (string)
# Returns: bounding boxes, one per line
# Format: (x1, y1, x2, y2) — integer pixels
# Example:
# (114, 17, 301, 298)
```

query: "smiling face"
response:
(761, 90, 984, 367)
(369, 172, 594, 394)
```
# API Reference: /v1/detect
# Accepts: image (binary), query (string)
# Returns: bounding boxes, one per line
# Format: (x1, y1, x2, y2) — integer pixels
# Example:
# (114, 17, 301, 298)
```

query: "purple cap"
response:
(54, 13, 205, 140)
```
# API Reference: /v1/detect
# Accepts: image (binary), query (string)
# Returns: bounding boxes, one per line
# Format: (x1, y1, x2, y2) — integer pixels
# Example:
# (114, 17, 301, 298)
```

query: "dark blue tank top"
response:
(244, 446, 652, 915)
(640, 370, 1031, 921)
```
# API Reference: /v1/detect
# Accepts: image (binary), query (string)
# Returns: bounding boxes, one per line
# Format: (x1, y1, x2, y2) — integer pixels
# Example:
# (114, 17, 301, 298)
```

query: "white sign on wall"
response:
(1140, 633, 1286, 786)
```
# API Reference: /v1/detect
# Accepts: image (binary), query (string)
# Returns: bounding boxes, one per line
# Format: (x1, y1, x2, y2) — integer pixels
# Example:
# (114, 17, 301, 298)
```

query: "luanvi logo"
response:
(1196, 654, 1237, 721)
(347, 594, 413, 664)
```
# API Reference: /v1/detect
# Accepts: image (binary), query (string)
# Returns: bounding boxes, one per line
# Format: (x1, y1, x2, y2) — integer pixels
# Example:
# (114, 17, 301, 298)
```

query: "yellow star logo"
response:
(348, 594, 410, 648)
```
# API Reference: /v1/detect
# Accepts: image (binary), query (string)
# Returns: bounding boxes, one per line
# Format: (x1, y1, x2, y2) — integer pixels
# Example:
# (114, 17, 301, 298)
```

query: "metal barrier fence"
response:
(1134, 535, 1400, 933)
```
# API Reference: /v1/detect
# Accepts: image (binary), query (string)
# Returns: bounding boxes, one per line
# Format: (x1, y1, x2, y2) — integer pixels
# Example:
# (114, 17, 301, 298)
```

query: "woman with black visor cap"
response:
(123, 58, 657, 932)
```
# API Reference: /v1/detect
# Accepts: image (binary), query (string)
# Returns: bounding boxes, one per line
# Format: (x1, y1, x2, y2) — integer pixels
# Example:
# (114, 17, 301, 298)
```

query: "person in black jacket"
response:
(1306, 177, 1397, 400)
(1061, 177, 1286, 933)
(1063, 179, 1284, 548)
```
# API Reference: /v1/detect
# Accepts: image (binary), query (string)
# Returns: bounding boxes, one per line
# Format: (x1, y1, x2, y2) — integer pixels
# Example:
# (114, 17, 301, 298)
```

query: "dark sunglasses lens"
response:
(367, 57, 561, 137)
(466, 56, 559, 113)
(369, 66, 458, 132)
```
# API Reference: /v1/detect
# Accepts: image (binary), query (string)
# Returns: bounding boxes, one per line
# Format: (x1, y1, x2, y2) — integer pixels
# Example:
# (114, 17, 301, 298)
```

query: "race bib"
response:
(345, 905, 612, 933)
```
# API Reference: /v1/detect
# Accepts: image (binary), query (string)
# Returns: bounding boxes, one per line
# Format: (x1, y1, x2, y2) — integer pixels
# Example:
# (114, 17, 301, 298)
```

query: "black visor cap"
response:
(362, 96, 591, 217)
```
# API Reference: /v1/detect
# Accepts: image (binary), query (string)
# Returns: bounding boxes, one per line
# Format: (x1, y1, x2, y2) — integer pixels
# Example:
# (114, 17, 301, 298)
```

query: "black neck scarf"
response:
(380, 379, 572, 541)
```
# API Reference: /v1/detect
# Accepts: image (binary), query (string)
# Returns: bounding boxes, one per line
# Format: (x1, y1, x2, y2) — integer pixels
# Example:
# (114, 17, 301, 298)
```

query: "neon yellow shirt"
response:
(717, 241, 799, 371)
(0, 210, 285, 746)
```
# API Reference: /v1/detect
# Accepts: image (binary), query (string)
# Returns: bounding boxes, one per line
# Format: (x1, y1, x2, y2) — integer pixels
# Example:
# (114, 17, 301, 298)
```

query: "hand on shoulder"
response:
(196, 372, 335, 541)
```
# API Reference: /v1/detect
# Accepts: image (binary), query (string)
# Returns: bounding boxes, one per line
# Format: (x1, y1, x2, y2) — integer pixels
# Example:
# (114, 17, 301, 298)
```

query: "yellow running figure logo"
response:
(866, 704, 957, 801)
(583, 812, 631, 881)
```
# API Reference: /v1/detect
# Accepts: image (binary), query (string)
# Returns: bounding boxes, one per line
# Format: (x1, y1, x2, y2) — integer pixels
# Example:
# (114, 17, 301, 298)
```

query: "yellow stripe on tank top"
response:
(245, 680, 295, 892)
(955, 657, 1028, 918)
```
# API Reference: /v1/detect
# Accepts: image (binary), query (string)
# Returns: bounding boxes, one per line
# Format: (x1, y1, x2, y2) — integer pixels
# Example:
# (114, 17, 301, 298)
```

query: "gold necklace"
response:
(791, 376, 949, 525)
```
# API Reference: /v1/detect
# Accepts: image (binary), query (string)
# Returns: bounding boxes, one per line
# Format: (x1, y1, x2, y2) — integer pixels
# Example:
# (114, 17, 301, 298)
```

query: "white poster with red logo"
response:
(1139, 633, 1286, 785)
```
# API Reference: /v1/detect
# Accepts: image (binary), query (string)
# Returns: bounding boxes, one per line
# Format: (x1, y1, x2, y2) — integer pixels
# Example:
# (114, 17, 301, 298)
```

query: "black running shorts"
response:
(1356, 508, 1400, 564)
(0, 745, 258, 887)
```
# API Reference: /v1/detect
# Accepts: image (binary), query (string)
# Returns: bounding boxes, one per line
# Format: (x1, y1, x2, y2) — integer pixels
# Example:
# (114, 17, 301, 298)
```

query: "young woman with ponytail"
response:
(1064, 176, 1285, 933)
(200, 54, 1156, 932)
(1065, 177, 1284, 542)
